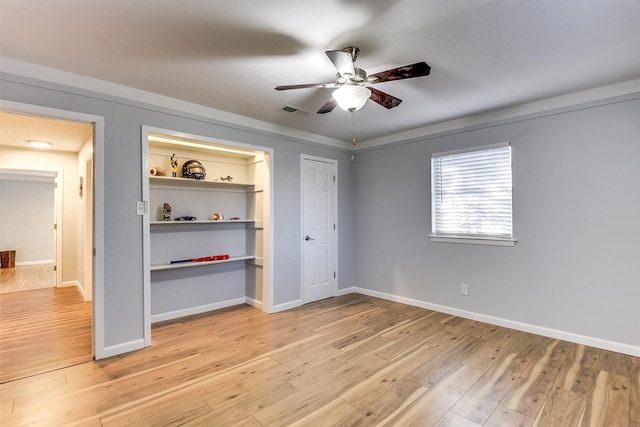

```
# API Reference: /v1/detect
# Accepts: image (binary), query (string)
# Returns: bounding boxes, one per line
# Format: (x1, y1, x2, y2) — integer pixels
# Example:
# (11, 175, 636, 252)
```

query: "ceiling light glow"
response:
(28, 140, 53, 149)
(148, 135, 258, 156)
(332, 85, 371, 112)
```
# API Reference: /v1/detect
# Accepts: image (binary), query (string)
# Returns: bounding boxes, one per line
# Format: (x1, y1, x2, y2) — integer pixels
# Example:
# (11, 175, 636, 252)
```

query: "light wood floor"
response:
(0, 286, 92, 383)
(1, 293, 638, 426)
(0, 264, 55, 293)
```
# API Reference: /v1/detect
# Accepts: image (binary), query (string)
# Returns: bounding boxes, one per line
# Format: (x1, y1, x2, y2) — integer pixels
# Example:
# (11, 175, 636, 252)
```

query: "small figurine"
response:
(229, 217, 240, 221)
(210, 212, 224, 221)
(170, 154, 178, 177)
(220, 175, 233, 182)
(163, 203, 172, 221)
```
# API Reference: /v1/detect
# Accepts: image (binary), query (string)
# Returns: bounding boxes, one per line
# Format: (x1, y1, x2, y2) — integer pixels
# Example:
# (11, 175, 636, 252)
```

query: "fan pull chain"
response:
(351, 112, 356, 163)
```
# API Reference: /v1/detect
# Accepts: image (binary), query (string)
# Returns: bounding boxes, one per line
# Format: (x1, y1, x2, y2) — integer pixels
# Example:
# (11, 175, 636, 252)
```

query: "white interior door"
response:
(301, 156, 337, 303)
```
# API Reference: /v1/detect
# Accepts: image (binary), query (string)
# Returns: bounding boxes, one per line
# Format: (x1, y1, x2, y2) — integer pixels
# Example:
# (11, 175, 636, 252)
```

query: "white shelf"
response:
(149, 175, 253, 188)
(146, 135, 268, 320)
(150, 255, 255, 271)
(150, 220, 255, 225)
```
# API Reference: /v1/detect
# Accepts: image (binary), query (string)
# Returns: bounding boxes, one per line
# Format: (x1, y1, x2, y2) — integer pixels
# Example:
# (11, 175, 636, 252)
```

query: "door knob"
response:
(305, 235, 315, 241)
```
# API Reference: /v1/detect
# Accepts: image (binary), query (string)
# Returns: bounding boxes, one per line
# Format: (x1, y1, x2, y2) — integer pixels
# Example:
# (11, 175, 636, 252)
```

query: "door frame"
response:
(300, 154, 338, 303)
(54, 170, 63, 287)
(84, 156, 94, 301)
(1, 100, 106, 359)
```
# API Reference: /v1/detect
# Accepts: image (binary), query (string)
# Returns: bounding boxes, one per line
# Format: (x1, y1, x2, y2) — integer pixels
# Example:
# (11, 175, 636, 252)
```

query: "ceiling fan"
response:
(275, 46, 431, 114)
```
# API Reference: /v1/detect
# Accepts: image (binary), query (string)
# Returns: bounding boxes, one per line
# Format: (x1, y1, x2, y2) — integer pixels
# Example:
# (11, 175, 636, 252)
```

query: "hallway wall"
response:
(0, 147, 80, 284)
(0, 174, 54, 264)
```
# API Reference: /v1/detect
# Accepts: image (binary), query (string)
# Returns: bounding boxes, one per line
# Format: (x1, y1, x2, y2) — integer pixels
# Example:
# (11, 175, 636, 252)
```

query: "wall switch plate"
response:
(136, 201, 147, 216)
(461, 284, 469, 296)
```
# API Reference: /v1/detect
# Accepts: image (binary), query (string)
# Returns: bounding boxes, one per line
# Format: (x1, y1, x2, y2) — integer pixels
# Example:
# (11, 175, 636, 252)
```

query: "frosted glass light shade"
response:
(28, 140, 52, 149)
(332, 85, 371, 112)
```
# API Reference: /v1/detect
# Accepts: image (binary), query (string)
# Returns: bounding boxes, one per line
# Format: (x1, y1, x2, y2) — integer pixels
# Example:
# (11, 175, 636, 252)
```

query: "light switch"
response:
(136, 201, 146, 215)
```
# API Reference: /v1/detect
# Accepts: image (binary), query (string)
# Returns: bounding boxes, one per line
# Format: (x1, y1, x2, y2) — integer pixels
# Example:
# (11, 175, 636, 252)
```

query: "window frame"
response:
(429, 142, 516, 247)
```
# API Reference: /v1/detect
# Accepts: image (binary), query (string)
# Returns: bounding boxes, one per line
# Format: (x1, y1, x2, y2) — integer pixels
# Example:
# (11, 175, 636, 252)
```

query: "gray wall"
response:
(0, 148, 82, 284)
(0, 178, 54, 263)
(354, 95, 640, 348)
(1, 73, 356, 351)
(3, 70, 638, 354)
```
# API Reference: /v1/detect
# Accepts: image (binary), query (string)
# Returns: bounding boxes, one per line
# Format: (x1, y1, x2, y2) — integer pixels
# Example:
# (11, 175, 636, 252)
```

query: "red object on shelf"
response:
(170, 254, 230, 264)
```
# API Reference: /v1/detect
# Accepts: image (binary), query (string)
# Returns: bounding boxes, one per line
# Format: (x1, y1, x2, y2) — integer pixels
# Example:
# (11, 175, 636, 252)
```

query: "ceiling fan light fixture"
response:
(332, 85, 371, 112)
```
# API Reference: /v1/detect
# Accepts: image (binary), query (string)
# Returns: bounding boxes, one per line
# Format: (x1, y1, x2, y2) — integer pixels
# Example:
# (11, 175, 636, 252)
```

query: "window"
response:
(430, 142, 515, 246)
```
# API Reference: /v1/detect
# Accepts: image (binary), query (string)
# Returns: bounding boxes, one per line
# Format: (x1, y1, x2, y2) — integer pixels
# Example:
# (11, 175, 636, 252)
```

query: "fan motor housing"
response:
(352, 68, 367, 82)
(337, 68, 368, 85)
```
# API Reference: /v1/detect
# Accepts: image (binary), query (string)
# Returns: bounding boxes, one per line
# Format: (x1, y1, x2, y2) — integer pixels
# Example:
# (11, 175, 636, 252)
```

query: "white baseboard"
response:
(245, 297, 263, 309)
(60, 280, 91, 301)
(336, 286, 356, 296)
(76, 282, 87, 299)
(15, 260, 54, 266)
(350, 287, 640, 358)
(60, 280, 80, 288)
(271, 299, 303, 313)
(61, 280, 90, 301)
(150, 297, 246, 323)
(100, 339, 146, 359)
(266, 288, 354, 313)
(265, 287, 357, 313)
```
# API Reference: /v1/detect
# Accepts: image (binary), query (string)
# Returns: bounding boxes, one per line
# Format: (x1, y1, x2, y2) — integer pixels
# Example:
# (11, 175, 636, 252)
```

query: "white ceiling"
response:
(1, 0, 639, 146)
(0, 111, 93, 153)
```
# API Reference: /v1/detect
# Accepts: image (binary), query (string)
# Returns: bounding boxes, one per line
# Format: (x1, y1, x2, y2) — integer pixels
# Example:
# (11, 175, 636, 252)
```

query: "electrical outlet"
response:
(461, 284, 469, 296)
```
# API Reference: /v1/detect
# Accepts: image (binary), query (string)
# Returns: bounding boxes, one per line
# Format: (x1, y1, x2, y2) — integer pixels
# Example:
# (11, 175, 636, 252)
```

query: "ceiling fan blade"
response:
(369, 87, 403, 109)
(317, 98, 337, 114)
(275, 83, 336, 91)
(369, 61, 431, 83)
(326, 50, 355, 77)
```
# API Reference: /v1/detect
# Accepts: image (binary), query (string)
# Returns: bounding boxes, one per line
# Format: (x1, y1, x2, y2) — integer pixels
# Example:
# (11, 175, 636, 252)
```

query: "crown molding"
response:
(2, 57, 638, 152)
(359, 78, 640, 150)
(0, 57, 349, 150)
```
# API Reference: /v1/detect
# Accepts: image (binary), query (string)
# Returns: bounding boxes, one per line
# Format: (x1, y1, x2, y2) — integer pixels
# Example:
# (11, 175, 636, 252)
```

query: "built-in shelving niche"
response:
(141, 128, 272, 338)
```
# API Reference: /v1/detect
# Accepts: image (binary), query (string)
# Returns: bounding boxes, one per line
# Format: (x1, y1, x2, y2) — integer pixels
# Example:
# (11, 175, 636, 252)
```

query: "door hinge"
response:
(334, 271, 336, 279)
(333, 175, 336, 182)
(53, 223, 57, 230)
(333, 223, 336, 230)
(54, 182, 58, 189)
(53, 265, 57, 271)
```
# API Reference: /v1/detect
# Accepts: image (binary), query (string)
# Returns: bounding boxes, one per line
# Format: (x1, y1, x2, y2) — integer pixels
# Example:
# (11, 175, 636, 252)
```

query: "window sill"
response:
(429, 235, 517, 247)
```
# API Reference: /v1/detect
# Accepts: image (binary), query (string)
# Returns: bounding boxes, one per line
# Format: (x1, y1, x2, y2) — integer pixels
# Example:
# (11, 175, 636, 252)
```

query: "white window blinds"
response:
(431, 142, 513, 240)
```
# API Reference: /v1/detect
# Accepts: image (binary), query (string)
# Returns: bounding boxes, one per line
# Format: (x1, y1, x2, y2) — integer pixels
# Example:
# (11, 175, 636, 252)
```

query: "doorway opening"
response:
(0, 168, 57, 293)
(0, 105, 102, 380)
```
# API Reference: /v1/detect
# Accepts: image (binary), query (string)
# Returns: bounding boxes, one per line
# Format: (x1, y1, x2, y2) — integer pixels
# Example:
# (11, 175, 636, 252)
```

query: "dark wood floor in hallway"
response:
(0, 293, 638, 426)
(0, 286, 92, 384)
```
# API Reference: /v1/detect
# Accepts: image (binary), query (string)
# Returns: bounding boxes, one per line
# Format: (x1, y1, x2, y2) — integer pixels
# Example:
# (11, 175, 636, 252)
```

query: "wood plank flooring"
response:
(1, 293, 638, 426)
(0, 264, 55, 293)
(0, 286, 92, 383)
